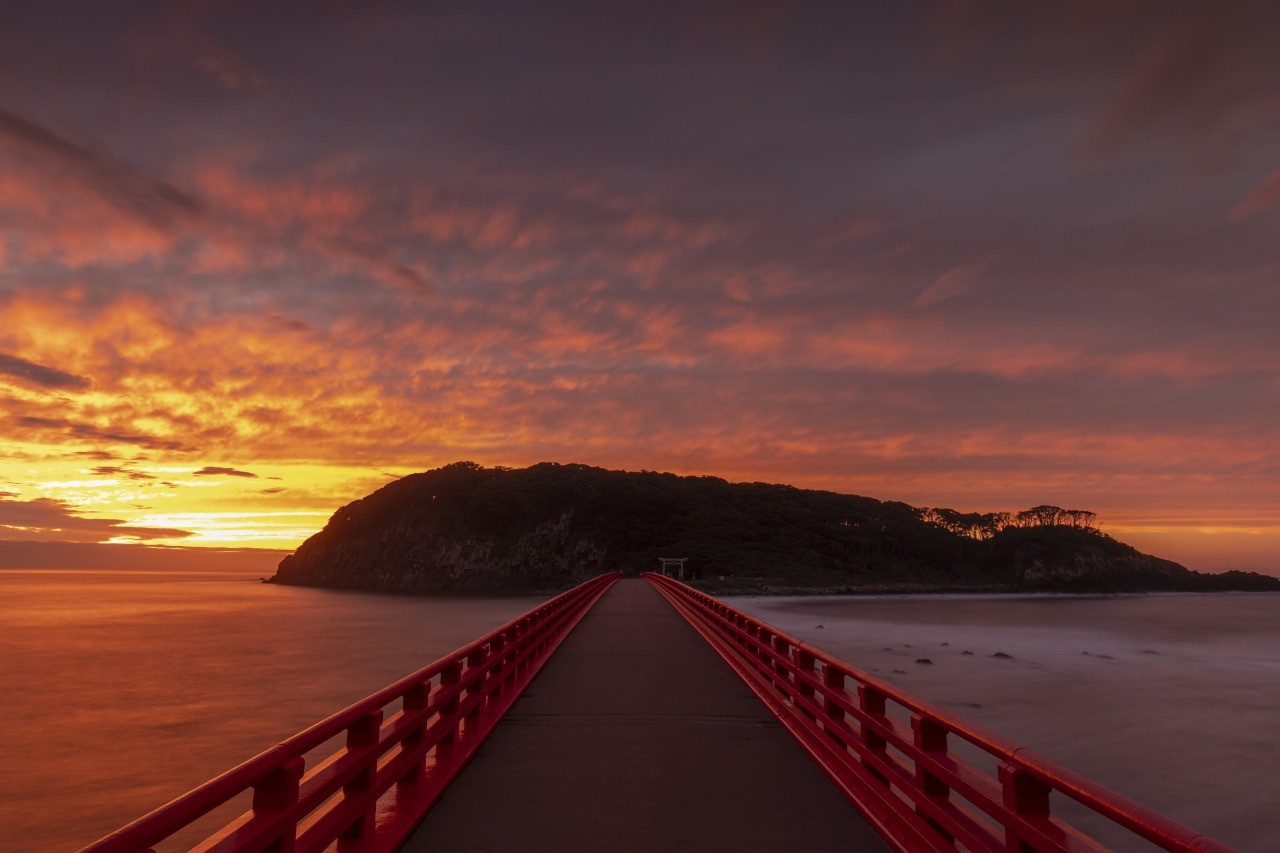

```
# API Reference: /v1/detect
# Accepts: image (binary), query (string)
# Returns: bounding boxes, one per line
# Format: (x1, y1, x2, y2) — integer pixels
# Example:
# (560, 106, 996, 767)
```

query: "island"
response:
(269, 462, 1280, 595)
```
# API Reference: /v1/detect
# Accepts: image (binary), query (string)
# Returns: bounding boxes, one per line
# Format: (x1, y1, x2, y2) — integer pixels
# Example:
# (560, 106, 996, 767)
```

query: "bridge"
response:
(83, 574, 1232, 852)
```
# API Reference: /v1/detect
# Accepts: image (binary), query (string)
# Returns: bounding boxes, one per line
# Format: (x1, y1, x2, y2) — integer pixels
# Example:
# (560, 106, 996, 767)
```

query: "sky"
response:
(1, 1, 1277, 574)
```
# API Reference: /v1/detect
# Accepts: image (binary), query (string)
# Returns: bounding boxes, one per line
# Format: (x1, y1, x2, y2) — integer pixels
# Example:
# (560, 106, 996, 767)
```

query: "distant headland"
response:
(269, 462, 1279, 595)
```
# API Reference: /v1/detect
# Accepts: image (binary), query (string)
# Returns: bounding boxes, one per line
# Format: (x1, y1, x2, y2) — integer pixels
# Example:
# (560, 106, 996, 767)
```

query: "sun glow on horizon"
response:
(3, 2, 1279, 575)
(0, 439, 409, 553)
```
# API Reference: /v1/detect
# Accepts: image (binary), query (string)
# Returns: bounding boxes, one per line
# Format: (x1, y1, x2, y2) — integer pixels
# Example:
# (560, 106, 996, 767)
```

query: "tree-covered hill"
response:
(269, 462, 1279, 594)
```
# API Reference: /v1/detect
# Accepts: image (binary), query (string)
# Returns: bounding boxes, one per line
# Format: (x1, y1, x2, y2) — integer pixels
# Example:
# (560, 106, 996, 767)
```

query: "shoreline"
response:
(691, 580, 1280, 599)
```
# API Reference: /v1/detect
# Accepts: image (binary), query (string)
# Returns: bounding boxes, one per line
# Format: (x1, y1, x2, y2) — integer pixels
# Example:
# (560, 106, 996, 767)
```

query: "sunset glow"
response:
(2, 2, 1278, 574)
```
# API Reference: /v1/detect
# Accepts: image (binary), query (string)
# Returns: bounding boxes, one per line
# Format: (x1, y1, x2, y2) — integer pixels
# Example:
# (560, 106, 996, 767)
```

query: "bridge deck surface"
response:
(401, 579, 887, 851)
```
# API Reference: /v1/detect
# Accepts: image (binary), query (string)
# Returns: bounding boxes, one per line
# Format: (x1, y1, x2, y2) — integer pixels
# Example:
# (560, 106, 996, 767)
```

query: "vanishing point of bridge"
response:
(84, 574, 1232, 852)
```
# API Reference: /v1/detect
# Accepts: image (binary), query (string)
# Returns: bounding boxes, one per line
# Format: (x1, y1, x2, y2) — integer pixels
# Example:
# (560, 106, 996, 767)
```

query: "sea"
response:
(1, 569, 1276, 852)
(737, 592, 1280, 852)
(0, 568, 540, 852)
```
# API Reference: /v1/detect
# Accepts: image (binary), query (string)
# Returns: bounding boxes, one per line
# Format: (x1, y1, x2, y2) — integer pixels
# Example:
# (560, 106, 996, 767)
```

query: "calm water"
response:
(0, 569, 539, 852)
(737, 592, 1280, 852)
(4, 573, 1276, 852)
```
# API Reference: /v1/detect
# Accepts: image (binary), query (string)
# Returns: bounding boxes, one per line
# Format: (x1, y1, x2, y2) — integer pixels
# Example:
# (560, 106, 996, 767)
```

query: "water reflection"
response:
(0, 569, 538, 852)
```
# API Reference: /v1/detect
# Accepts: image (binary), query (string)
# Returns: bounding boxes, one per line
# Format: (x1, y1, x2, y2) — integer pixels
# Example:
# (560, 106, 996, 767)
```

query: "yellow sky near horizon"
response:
(4, 430, 1278, 575)
(4, 3, 1280, 576)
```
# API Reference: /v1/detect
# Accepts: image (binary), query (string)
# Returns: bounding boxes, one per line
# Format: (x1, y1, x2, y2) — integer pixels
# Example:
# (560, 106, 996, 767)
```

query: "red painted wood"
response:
(79, 572, 619, 853)
(643, 572, 1236, 853)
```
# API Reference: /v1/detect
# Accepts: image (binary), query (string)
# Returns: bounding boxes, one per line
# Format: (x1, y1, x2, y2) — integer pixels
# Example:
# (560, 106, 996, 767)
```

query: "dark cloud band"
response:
(0, 353, 90, 390)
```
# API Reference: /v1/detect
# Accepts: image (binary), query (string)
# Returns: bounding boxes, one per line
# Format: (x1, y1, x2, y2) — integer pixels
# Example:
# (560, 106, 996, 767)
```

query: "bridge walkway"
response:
(401, 578, 887, 851)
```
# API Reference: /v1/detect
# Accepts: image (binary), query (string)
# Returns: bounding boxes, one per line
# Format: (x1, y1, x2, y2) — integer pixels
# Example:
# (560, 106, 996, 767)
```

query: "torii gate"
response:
(658, 557, 688, 579)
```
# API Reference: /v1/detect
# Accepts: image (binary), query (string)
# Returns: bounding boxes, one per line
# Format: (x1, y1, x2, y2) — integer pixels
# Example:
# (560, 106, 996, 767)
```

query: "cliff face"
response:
(976, 526, 1199, 592)
(270, 461, 1280, 595)
(275, 507, 609, 593)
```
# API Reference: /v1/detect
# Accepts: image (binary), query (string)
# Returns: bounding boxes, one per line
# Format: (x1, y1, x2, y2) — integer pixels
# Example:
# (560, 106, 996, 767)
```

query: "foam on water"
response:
(736, 592, 1280, 852)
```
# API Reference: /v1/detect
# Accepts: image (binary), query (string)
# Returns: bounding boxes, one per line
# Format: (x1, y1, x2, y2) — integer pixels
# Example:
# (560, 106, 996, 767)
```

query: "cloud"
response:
(193, 466, 258, 478)
(89, 465, 157, 481)
(1230, 170, 1280, 221)
(187, 40, 268, 93)
(261, 487, 286, 494)
(912, 258, 996, 309)
(0, 495, 192, 542)
(12, 416, 194, 452)
(1085, 18, 1213, 161)
(0, 106, 205, 229)
(0, 3, 1278, 570)
(0, 352, 90, 390)
(1079, 6, 1280, 166)
(70, 450, 123, 461)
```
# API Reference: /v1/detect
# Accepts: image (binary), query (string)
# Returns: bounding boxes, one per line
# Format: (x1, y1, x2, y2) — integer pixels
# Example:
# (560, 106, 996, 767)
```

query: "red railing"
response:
(644, 573, 1233, 853)
(82, 572, 620, 853)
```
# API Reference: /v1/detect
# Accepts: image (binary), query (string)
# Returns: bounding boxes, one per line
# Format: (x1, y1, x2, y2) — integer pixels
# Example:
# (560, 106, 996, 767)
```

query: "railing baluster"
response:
(341, 708, 384, 839)
(400, 680, 430, 785)
(744, 622, 758, 659)
(640, 574, 1236, 853)
(464, 646, 486, 735)
(857, 684, 889, 785)
(81, 573, 620, 853)
(251, 756, 304, 853)
(1000, 762, 1052, 853)
(489, 635, 507, 701)
(822, 664, 847, 750)
(911, 714, 953, 842)
(795, 649, 817, 720)
(438, 662, 462, 762)
(772, 635, 791, 689)
(85, 573, 1229, 853)
(503, 628, 518, 693)
(515, 619, 530, 677)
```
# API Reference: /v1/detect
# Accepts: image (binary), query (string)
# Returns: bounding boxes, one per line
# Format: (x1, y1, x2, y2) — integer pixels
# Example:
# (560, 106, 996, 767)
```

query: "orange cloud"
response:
(3, 37, 1280, 577)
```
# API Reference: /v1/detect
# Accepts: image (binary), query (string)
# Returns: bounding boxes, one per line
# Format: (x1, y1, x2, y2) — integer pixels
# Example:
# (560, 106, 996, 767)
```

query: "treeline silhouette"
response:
(917, 505, 1098, 540)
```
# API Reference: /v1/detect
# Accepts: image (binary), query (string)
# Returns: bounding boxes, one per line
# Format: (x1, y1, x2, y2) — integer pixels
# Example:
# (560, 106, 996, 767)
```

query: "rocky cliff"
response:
(270, 462, 1280, 595)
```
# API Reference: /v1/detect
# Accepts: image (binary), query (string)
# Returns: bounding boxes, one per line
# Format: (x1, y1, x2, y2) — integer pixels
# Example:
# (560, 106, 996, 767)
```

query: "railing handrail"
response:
(644, 572, 1234, 853)
(82, 572, 620, 853)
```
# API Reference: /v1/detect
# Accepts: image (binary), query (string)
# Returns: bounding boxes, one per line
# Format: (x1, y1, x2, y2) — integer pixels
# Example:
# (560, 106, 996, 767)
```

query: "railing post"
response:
(999, 762, 1052, 853)
(341, 708, 384, 839)
(251, 756, 304, 853)
(489, 635, 507, 701)
(79, 573, 623, 853)
(772, 635, 791, 688)
(822, 665, 847, 749)
(502, 629, 517, 693)
(464, 647, 486, 732)
(438, 662, 462, 762)
(795, 649, 817, 720)
(734, 614, 749, 652)
(912, 714, 953, 842)
(858, 685, 889, 784)
(399, 680, 430, 785)
(514, 619, 530, 677)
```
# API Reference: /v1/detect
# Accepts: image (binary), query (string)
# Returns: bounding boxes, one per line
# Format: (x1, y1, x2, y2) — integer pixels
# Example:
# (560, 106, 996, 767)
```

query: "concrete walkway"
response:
(401, 579, 887, 851)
